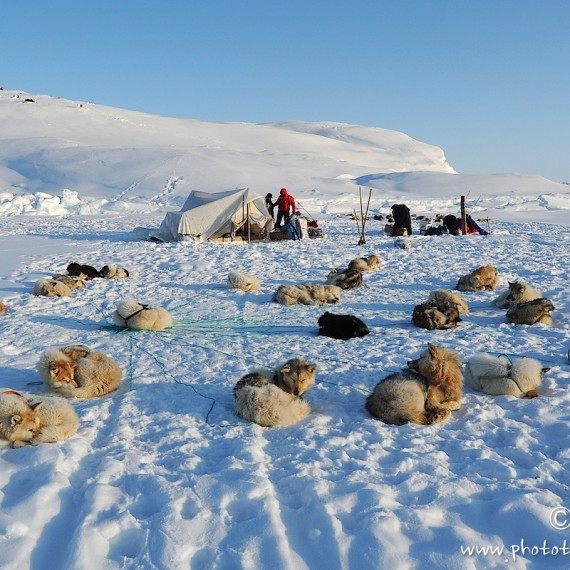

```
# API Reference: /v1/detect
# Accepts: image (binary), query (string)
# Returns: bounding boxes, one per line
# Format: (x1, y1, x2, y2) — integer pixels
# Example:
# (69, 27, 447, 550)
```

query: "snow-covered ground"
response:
(0, 90, 569, 569)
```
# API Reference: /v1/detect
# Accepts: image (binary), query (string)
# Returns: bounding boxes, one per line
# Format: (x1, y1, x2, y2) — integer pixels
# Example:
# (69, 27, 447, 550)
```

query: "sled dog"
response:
(0, 301, 6, 316)
(505, 298, 555, 326)
(113, 299, 173, 331)
(38, 344, 123, 398)
(234, 357, 317, 427)
(101, 264, 130, 279)
(33, 278, 72, 297)
(318, 311, 370, 340)
(67, 262, 102, 280)
(366, 343, 463, 425)
(227, 270, 261, 292)
(412, 300, 461, 330)
(465, 353, 549, 398)
(456, 266, 499, 292)
(324, 268, 363, 290)
(273, 284, 342, 306)
(492, 281, 542, 309)
(428, 289, 469, 315)
(348, 254, 380, 272)
(0, 391, 78, 447)
(52, 274, 86, 289)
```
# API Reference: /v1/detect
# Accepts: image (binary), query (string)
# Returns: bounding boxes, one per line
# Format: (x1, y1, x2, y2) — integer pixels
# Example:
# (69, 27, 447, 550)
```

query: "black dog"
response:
(67, 262, 102, 280)
(318, 311, 370, 340)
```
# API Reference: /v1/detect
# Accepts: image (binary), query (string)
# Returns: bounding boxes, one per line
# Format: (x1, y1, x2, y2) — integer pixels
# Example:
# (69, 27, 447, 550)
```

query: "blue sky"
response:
(2, 1, 569, 181)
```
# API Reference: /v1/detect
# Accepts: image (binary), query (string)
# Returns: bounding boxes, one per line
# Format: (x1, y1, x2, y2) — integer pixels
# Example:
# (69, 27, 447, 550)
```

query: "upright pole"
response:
(460, 196, 467, 234)
(247, 201, 251, 243)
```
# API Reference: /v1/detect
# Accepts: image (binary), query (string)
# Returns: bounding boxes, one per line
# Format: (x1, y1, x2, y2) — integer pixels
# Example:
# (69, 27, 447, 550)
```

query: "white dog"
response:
(273, 284, 342, 306)
(233, 358, 317, 427)
(492, 281, 542, 309)
(113, 299, 173, 331)
(0, 391, 78, 447)
(465, 353, 550, 398)
(227, 270, 261, 292)
(33, 278, 72, 297)
(38, 344, 123, 398)
(101, 264, 130, 279)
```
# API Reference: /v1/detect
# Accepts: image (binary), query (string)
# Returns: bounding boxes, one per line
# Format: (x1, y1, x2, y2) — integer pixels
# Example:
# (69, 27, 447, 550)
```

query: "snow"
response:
(0, 89, 569, 569)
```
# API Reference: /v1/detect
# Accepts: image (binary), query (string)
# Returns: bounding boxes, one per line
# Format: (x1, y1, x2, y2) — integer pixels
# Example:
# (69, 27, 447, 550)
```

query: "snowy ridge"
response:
(1, 89, 569, 224)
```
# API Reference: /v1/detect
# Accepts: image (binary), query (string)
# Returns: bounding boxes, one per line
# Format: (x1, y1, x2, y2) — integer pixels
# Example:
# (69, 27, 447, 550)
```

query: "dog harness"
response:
(120, 304, 150, 327)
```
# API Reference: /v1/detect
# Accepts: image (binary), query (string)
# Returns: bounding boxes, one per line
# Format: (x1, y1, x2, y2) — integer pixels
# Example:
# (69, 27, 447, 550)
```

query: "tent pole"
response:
(247, 201, 251, 243)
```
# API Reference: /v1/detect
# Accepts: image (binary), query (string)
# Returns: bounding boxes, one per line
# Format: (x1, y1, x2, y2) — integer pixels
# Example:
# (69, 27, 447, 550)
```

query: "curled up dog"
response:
(233, 357, 317, 426)
(366, 343, 463, 425)
(113, 299, 173, 331)
(38, 344, 123, 398)
(0, 390, 78, 447)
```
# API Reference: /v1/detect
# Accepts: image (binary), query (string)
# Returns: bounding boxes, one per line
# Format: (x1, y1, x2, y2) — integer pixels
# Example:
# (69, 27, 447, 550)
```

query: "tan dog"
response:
(273, 284, 342, 306)
(113, 299, 173, 331)
(465, 353, 549, 398)
(38, 344, 123, 398)
(506, 298, 555, 325)
(428, 289, 469, 315)
(366, 343, 463, 425)
(0, 392, 40, 447)
(52, 274, 87, 289)
(227, 270, 261, 292)
(492, 281, 542, 309)
(234, 357, 317, 426)
(0, 300, 6, 316)
(456, 266, 499, 292)
(33, 278, 72, 297)
(348, 254, 380, 272)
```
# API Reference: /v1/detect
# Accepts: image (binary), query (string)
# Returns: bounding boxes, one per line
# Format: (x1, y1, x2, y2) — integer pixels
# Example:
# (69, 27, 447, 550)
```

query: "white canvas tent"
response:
(151, 188, 272, 242)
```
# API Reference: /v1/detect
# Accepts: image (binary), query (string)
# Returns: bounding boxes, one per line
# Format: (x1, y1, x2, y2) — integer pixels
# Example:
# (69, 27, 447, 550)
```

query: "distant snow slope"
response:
(1, 89, 569, 224)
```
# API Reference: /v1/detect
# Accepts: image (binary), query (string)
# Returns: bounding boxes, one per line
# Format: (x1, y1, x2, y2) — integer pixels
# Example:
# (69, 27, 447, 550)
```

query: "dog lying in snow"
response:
(100, 264, 130, 279)
(0, 390, 78, 447)
(273, 284, 342, 306)
(52, 274, 86, 290)
(464, 353, 550, 398)
(317, 311, 370, 340)
(33, 278, 72, 297)
(412, 301, 461, 330)
(38, 344, 123, 398)
(505, 298, 555, 326)
(233, 357, 317, 426)
(67, 262, 102, 280)
(348, 254, 380, 272)
(428, 289, 469, 315)
(366, 343, 463, 425)
(113, 299, 173, 331)
(324, 268, 363, 290)
(492, 281, 542, 309)
(456, 265, 499, 292)
(0, 301, 6, 316)
(227, 270, 261, 292)
(412, 290, 466, 330)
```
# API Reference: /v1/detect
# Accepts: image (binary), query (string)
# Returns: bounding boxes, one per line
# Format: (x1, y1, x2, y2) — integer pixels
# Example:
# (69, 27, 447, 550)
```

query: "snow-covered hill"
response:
(2, 89, 568, 224)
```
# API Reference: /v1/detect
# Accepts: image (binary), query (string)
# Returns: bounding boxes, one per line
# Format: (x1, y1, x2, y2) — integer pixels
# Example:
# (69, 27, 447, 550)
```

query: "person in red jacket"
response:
(275, 188, 296, 228)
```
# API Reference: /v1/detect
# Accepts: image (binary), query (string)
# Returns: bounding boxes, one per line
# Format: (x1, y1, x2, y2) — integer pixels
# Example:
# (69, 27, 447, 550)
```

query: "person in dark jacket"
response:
(265, 193, 275, 221)
(275, 188, 296, 228)
(391, 204, 412, 236)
